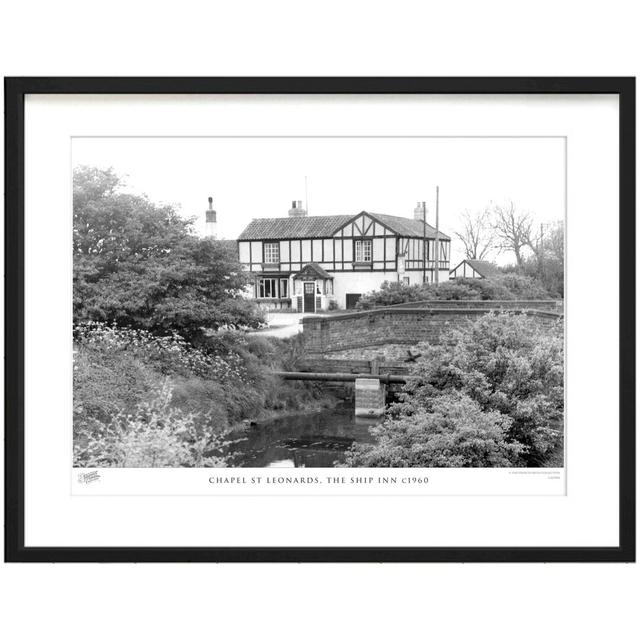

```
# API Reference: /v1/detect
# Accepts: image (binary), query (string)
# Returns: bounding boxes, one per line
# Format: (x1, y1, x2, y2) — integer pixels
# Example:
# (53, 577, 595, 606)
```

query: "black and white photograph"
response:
(72, 136, 565, 471)
(5, 77, 632, 565)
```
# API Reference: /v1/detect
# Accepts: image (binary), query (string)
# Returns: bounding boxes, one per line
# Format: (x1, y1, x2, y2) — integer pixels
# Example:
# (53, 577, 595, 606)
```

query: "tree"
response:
(501, 222, 564, 297)
(73, 166, 263, 341)
(454, 207, 495, 260)
(492, 201, 533, 267)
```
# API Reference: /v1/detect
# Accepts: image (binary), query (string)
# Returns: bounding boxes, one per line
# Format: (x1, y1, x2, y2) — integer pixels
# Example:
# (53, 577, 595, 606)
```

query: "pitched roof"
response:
(237, 211, 450, 241)
(238, 215, 353, 240)
(293, 263, 333, 279)
(369, 213, 449, 239)
(452, 259, 500, 278)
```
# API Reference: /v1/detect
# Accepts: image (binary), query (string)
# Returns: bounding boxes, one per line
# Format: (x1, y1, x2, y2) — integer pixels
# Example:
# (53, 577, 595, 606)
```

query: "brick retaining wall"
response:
(301, 301, 563, 354)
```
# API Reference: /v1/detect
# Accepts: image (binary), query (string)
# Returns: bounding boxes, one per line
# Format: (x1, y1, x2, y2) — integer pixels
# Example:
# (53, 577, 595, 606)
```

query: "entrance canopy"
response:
(293, 263, 334, 280)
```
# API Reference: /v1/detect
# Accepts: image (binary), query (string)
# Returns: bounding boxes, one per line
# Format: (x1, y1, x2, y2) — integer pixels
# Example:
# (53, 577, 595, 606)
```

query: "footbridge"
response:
(275, 370, 406, 418)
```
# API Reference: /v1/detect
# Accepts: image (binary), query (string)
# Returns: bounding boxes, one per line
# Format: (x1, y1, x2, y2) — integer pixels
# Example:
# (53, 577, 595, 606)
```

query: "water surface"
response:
(226, 403, 379, 468)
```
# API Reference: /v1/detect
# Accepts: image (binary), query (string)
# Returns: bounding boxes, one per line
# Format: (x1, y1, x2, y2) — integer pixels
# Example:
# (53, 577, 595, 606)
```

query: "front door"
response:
(303, 282, 315, 312)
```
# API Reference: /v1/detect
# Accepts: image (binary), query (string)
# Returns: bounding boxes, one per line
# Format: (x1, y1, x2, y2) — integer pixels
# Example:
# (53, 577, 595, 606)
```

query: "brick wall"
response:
(355, 378, 386, 417)
(301, 302, 563, 354)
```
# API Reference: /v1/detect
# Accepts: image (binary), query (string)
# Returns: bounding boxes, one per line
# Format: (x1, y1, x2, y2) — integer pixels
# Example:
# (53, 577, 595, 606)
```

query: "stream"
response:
(225, 402, 380, 467)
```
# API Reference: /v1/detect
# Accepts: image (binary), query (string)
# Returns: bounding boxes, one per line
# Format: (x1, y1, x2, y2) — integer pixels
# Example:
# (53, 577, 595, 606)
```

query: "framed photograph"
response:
(4, 77, 635, 562)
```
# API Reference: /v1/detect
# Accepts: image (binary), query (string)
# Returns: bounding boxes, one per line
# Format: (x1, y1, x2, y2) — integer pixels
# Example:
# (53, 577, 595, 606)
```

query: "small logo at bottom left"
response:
(78, 470, 101, 484)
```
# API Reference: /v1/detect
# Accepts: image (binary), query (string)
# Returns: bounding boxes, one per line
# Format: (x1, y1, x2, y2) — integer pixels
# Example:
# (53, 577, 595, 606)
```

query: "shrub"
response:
(355, 275, 552, 310)
(355, 281, 435, 309)
(74, 383, 228, 468)
(73, 322, 337, 465)
(344, 392, 524, 467)
(493, 273, 552, 299)
(346, 312, 563, 467)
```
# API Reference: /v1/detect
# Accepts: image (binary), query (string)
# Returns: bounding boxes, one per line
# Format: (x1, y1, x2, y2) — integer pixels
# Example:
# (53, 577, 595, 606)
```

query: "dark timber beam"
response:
(273, 371, 411, 384)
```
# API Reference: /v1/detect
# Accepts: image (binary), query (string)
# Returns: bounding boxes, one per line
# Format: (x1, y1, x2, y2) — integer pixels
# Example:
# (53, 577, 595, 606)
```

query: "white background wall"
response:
(1, 2, 638, 640)
(332, 270, 396, 305)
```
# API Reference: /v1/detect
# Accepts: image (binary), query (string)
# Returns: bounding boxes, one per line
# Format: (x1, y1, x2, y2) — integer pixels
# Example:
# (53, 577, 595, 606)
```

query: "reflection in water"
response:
(225, 403, 380, 468)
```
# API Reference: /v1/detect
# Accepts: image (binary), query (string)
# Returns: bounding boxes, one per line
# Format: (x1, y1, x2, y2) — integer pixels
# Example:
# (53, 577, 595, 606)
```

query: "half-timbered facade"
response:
(237, 209, 451, 311)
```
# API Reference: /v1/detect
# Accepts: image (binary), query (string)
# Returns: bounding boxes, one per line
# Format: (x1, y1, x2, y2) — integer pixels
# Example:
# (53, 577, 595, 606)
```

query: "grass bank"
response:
(73, 323, 338, 467)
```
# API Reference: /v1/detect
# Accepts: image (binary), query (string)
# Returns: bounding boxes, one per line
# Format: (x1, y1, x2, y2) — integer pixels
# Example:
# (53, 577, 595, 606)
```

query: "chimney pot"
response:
(205, 197, 217, 236)
(288, 199, 308, 218)
(414, 201, 427, 221)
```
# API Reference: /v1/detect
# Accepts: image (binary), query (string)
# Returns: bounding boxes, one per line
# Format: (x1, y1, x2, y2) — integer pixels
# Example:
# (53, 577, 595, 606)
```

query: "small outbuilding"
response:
(449, 259, 499, 280)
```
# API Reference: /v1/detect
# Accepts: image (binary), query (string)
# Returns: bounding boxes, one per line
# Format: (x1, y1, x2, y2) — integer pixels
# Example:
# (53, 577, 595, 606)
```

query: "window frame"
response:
(354, 239, 372, 263)
(257, 277, 278, 298)
(263, 242, 280, 264)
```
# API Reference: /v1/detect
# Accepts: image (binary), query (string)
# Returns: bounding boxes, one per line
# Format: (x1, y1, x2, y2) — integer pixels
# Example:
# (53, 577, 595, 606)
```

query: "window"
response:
(279, 278, 289, 298)
(257, 278, 278, 298)
(354, 239, 372, 262)
(402, 276, 410, 285)
(264, 242, 280, 263)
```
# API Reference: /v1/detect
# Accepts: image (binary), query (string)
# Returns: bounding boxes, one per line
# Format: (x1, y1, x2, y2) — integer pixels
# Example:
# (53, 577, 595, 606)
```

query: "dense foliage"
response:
(73, 166, 263, 342)
(344, 313, 564, 467)
(74, 323, 333, 467)
(500, 256, 564, 299)
(355, 274, 552, 310)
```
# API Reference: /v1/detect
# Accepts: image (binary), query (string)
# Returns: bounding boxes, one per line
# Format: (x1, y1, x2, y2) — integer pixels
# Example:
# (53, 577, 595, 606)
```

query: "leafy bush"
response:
(73, 322, 336, 466)
(493, 272, 553, 299)
(74, 383, 228, 468)
(345, 313, 564, 467)
(345, 392, 524, 467)
(355, 275, 552, 310)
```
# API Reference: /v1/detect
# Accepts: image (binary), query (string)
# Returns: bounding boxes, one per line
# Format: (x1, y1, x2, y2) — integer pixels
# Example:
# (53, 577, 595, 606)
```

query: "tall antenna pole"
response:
(539, 221, 544, 274)
(422, 201, 427, 285)
(434, 186, 440, 285)
(305, 176, 309, 214)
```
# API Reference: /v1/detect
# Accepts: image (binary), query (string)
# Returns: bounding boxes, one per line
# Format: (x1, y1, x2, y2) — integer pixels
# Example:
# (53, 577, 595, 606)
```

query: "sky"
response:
(72, 136, 565, 266)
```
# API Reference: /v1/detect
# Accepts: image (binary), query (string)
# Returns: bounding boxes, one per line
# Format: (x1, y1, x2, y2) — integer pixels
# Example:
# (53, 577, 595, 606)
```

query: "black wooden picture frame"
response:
(4, 77, 635, 562)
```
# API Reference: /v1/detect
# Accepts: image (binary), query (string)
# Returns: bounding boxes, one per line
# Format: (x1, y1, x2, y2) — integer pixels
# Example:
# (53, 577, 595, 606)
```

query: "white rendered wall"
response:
(332, 271, 396, 307)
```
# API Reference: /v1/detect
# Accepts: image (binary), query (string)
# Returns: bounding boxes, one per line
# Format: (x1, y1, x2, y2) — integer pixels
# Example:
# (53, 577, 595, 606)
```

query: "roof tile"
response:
(237, 211, 450, 241)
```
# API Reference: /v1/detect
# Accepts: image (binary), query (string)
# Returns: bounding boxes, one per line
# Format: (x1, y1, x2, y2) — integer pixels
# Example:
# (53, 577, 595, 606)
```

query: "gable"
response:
(332, 212, 396, 238)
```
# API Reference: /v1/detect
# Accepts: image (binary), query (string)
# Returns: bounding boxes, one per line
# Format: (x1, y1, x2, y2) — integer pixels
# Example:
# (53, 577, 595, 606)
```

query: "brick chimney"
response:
(205, 196, 217, 238)
(288, 199, 307, 217)
(414, 201, 427, 222)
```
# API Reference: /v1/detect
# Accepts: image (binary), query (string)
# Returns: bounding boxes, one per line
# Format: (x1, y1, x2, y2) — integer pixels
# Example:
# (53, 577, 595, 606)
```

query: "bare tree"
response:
(522, 220, 564, 273)
(492, 202, 533, 268)
(546, 222, 564, 263)
(454, 208, 495, 260)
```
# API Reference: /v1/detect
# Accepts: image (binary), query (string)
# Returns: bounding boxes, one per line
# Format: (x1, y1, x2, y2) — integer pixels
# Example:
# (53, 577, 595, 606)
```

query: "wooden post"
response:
(422, 200, 427, 285)
(434, 186, 440, 285)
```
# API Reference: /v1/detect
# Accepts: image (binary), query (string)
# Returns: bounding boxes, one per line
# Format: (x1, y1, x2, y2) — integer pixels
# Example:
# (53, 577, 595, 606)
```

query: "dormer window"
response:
(354, 239, 372, 263)
(264, 242, 280, 263)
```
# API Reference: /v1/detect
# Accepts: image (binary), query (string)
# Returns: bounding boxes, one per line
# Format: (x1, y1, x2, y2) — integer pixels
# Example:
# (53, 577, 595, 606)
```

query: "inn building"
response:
(234, 200, 451, 311)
